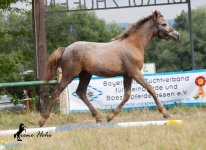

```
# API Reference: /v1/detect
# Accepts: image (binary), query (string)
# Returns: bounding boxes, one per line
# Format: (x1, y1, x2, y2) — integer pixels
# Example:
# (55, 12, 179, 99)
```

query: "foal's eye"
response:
(162, 23, 167, 27)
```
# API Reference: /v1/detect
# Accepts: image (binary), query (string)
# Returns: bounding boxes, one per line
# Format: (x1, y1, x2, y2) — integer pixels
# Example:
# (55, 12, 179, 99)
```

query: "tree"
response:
(0, 0, 31, 83)
(0, 0, 29, 40)
(45, 4, 122, 54)
(173, 10, 188, 31)
(0, 0, 27, 10)
(0, 4, 122, 82)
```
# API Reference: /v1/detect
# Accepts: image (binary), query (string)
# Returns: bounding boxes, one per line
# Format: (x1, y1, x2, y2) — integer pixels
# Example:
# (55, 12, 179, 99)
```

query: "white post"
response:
(59, 74, 69, 114)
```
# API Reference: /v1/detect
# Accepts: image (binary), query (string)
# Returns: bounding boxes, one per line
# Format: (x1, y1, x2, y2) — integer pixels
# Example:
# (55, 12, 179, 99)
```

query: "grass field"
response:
(1, 106, 206, 150)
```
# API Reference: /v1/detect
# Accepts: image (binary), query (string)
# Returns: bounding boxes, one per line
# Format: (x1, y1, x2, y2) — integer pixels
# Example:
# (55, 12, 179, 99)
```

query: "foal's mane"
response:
(112, 11, 162, 41)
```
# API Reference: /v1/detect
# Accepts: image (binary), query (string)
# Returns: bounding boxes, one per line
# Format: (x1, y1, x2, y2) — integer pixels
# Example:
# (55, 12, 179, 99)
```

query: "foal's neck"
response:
(129, 19, 156, 53)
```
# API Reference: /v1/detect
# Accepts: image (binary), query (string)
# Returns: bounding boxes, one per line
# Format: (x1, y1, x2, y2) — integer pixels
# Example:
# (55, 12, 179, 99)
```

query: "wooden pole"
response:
(32, 0, 49, 112)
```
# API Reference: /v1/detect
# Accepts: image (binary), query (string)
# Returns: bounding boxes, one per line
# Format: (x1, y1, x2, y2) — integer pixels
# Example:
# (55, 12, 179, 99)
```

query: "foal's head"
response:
(152, 10, 180, 41)
(112, 10, 180, 41)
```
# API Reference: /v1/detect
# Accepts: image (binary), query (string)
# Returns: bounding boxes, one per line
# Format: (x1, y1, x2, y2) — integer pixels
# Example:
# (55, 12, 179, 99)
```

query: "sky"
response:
(13, 0, 206, 23)
(94, 0, 206, 23)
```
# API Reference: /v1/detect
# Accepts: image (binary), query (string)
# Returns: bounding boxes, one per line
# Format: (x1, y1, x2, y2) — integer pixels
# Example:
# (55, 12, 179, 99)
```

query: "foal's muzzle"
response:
(168, 31, 180, 41)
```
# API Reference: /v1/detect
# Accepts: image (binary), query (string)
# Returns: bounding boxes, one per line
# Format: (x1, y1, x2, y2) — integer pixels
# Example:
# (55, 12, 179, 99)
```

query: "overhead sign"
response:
(44, 0, 188, 13)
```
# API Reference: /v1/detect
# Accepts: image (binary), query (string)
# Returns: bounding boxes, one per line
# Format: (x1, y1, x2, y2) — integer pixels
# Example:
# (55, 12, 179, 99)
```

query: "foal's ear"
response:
(153, 10, 161, 19)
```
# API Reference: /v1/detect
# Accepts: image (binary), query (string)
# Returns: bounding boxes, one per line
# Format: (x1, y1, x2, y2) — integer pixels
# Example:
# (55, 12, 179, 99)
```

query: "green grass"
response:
(0, 106, 206, 129)
(1, 106, 206, 150)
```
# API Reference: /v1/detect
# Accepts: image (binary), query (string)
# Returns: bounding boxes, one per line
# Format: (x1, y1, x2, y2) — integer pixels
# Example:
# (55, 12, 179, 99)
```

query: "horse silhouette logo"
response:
(14, 123, 26, 141)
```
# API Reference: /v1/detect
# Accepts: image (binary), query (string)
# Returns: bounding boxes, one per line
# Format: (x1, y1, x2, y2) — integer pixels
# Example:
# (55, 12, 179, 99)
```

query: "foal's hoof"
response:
(96, 119, 102, 124)
(163, 114, 171, 119)
(107, 115, 112, 122)
(38, 120, 45, 127)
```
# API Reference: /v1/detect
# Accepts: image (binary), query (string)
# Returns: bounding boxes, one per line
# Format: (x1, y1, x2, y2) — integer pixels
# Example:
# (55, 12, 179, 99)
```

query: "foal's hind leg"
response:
(107, 76, 132, 122)
(131, 70, 170, 118)
(76, 71, 102, 123)
(38, 75, 75, 127)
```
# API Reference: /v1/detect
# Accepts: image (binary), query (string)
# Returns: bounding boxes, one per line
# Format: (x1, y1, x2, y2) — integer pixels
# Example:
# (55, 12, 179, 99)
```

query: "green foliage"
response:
(0, 0, 29, 11)
(0, 3, 122, 86)
(173, 10, 188, 31)
(0, 51, 25, 82)
(0, 0, 32, 87)
(145, 4, 206, 72)
(45, 4, 122, 54)
(0, 0, 30, 40)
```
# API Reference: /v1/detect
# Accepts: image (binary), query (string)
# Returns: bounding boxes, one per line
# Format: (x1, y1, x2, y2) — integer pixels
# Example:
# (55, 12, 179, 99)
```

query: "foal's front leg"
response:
(132, 70, 170, 118)
(107, 76, 132, 122)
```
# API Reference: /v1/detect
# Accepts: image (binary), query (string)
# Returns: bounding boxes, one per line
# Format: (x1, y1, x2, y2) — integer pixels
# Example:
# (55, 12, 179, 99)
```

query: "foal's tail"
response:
(44, 47, 65, 82)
